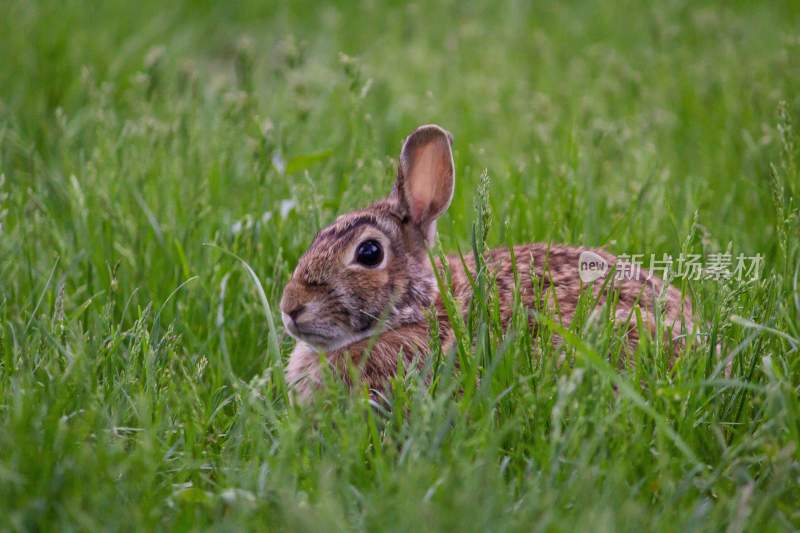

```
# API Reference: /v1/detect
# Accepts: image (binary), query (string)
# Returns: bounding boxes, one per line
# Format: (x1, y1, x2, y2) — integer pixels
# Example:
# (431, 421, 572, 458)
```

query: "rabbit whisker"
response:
(358, 309, 398, 333)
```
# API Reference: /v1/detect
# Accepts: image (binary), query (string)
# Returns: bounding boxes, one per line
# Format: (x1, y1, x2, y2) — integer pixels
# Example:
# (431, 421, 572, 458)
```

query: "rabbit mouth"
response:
(286, 323, 331, 344)
(284, 321, 342, 350)
(297, 332, 334, 349)
(286, 322, 376, 352)
(282, 311, 376, 351)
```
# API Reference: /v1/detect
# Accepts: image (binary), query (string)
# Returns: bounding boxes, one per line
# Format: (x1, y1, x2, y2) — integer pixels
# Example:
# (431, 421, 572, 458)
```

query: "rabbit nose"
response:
(286, 304, 306, 322)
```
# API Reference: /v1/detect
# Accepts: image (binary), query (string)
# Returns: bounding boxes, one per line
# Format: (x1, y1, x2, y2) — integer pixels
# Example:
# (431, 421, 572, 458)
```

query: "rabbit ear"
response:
(392, 124, 455, 242)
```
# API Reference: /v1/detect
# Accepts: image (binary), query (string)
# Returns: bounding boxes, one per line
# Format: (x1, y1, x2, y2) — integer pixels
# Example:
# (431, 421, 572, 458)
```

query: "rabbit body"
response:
(285, 244, 691, 402)
(281, 125, 692, 402)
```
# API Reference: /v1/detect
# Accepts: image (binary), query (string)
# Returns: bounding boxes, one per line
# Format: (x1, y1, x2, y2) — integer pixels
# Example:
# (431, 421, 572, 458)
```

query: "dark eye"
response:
(355, 239, 384, 267)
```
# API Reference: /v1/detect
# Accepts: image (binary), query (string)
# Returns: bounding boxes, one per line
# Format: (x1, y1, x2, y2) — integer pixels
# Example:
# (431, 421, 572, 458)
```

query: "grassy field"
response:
(2, 0, 800, 530)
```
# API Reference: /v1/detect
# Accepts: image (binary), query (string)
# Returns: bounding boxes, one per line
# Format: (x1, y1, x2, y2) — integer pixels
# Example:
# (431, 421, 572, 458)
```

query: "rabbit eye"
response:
(355, 239, 384, 267)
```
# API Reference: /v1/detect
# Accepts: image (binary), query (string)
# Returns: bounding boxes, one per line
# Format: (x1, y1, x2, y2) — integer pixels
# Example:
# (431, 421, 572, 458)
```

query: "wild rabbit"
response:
(280, 125, 692, 402)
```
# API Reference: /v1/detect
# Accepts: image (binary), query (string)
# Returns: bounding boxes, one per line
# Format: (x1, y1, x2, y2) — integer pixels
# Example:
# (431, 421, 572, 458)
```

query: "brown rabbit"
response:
(280, 125, 693, 402)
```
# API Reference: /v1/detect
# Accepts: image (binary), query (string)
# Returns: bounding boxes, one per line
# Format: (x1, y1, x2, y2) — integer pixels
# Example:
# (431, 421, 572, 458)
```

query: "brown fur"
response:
(280, 125, 693, 403)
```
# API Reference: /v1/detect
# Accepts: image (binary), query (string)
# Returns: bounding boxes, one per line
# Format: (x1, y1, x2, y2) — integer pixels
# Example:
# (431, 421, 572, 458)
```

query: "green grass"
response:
(1, 0, 800, 530)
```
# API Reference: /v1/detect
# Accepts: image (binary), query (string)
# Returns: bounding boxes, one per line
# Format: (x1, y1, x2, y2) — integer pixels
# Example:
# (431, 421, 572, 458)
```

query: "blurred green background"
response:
(1, 0, 799, 530)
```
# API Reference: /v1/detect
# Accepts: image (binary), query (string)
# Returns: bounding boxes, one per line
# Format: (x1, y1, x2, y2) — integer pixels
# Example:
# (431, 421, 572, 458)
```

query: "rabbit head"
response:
(280, 124, 455, 351)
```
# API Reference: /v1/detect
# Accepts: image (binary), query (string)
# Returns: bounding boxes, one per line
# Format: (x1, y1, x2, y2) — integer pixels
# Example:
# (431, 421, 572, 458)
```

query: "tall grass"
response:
(1, 0, 799, 530)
